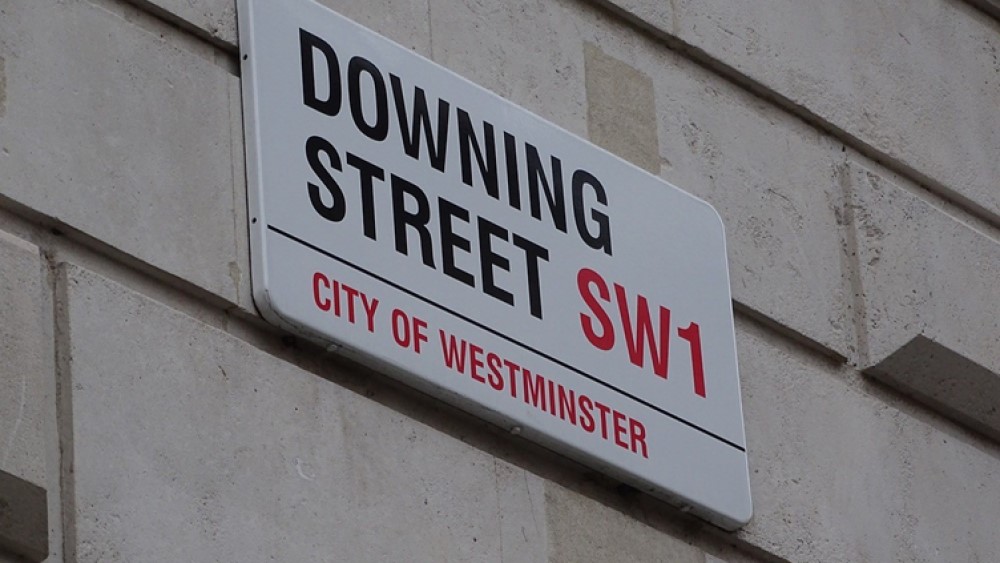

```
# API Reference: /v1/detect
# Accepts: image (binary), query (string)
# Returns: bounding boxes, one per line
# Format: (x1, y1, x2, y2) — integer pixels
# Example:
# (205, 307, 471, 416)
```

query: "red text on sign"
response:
(439, 330, 648, 458)
(577, 267, 706, 398)
(391, 308, 429, 354)
(312, 271, 380, 332)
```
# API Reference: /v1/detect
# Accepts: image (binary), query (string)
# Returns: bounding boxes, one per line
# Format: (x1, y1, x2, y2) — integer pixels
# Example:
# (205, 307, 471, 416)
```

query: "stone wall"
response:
(1, 0, 998, 561)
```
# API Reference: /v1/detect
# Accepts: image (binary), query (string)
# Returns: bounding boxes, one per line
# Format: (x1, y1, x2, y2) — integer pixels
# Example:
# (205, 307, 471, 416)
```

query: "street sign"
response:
(238, 0, 751, 529)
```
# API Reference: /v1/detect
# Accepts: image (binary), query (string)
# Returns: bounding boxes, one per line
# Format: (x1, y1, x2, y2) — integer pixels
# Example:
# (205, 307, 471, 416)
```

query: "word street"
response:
(300, 29, 614, 320)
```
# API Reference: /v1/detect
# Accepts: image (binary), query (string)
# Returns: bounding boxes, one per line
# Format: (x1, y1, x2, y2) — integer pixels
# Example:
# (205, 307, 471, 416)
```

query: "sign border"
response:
(237, 0, 752, 530)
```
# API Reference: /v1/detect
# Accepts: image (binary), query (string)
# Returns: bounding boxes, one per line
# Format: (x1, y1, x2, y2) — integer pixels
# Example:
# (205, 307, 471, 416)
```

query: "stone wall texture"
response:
(1, 0, 998, 561)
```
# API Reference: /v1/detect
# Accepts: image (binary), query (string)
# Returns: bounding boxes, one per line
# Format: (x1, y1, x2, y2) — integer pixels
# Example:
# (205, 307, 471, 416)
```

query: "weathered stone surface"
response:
(0, 0, 242, 304)
(0, 470, 47, 562)
(0, 57, 6, 119)
(495, 461, 549, 563)
(546, 482, 707, 563)
(59, 263, 548, 562)
(0, 230, 47, 489)
(581, 7, 852, 357)
(124, 0, 237, 48)
(584, 42, 660, 174)
(601, 0, 1000, 222)
(737, 316, 1000, 562)
(130, 0, 433, 55)
(867, 336, 1000, 441)
(846, 162, 1000, 438)
(0, 0, 997, 562)
(428, 0, 588, 136)
(319, 0, 433, 56)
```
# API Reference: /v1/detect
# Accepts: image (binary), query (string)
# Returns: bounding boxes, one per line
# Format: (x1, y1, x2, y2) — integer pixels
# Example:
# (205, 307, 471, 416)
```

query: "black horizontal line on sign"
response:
(268, 224, 745, 453)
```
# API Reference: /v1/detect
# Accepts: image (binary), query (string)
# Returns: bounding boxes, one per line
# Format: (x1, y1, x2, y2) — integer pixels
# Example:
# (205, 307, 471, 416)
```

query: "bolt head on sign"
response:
(238, 0, 751, 530)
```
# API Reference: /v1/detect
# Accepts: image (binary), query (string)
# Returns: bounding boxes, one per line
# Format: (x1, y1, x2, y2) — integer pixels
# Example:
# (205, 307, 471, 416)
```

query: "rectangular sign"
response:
(238, 0, 751, 529)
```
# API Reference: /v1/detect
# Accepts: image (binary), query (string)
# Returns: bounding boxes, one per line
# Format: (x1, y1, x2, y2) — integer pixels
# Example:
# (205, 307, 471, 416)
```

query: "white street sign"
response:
(239, 0, 751, 529)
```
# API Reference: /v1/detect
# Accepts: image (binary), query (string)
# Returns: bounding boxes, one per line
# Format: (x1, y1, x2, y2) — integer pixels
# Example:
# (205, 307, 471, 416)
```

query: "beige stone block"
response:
(601, 0, 1000, 222)
(0, 56, 6, 119)
(737, 317, 1000, 562)
(126, 0, 433, 56)
(0, 0, 242, 304)
(584, 42, 660, 174)
(867, 337, 1000, 442)
(846, 162, 1000, 439)
(545, 482, 707, 563)
(59, 262, 545, 562)
(496, 462, 549, 563)
(126, 0, 237, 48)
(0, 230, 47, 489)
(320, 0, 433, 56)
(427, 0, 588, 137)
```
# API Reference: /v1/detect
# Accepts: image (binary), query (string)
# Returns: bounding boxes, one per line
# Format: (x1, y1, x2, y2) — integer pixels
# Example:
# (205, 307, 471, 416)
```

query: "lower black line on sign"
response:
(268, 224, 746, 453)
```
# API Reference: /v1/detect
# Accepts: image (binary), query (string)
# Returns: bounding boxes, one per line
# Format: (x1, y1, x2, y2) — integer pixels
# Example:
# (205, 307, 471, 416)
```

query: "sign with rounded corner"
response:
(238, 0, 751, 530)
